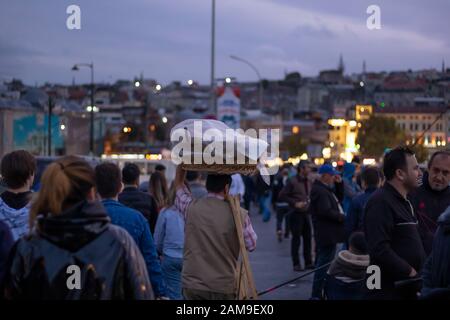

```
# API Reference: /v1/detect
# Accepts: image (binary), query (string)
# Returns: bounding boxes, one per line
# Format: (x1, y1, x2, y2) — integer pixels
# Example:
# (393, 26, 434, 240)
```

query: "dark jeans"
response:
(311, 244, 337, 299)
(275, 205, 290, 233)
(161, 255, 183, 300)
(290, 213, 312, 267)
(258, 192, 272, 222)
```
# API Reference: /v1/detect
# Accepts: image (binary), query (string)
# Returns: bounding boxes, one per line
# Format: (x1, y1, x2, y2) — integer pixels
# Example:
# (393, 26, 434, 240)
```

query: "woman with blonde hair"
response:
(154, 185, 184, 299)
(3, 156, 153, 300)
(149, 171, 169, 213)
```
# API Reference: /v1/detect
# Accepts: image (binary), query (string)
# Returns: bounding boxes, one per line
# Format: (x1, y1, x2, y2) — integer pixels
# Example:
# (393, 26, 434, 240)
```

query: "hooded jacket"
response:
(3, 201, 153, 300)
(324, 250, 370, 300)
(327, 250, 370, 282)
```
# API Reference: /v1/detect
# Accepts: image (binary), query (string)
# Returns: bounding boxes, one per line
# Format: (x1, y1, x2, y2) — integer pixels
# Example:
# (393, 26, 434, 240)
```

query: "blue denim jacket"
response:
(102, 199, 166, 297)
(154, 206, 184, 259)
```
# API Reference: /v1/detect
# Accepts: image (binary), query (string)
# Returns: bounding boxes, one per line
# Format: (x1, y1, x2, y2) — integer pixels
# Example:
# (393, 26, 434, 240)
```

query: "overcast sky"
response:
(1, 0, 449, 86)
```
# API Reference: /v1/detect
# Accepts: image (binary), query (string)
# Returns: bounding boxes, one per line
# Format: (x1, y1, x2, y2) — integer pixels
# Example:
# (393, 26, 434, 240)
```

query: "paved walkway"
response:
(248, 205, 314, 300)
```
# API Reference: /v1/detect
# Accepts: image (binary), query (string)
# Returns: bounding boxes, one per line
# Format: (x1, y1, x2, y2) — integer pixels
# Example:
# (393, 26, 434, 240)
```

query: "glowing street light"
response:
(162, 116, 168, 124)
(86, 106, 99, 113)
(60, 124, 66, 131)
(187, 80, 194, 86)
(134, 81, 141, 88)
(156, 84, 162, 91)
(225, 77, 232, 84)
(72, 62, 95, 155)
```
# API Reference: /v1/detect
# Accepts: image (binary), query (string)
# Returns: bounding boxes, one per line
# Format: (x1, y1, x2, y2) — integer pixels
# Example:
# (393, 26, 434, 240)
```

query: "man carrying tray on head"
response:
(174, 166, 258, 300)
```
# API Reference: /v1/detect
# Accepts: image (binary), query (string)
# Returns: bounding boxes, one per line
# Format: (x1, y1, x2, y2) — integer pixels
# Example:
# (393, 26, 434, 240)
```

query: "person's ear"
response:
(119, 182, 124, 194)
(396, 169, 405, 181)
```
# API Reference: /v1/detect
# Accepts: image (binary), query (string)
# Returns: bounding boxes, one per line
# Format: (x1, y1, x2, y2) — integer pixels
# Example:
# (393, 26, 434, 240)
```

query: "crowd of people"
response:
(267, 147, 450, 300)
(0, 146, 449, 300)
(0, 150, 256, 300)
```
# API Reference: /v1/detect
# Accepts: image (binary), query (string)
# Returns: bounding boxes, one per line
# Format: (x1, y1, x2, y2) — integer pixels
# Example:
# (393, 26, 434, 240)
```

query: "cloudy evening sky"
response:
(1, 0, 449, 85)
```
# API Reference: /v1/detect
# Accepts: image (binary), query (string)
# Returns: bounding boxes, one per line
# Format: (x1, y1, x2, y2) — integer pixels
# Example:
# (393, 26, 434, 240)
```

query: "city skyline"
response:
(1, 0, 449, 86)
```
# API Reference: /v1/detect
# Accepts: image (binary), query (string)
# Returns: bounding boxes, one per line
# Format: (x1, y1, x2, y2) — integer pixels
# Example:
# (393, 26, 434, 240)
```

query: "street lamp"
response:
(230, 54, 263, 110)
(72, 62, 95, 155)
(210, 0, 216, 114)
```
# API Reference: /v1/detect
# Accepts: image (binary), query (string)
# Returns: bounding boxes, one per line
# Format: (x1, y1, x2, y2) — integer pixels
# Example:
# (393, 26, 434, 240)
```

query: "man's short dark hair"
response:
(95, 162, 122, 198)
(349, 232, 368, 255)
(361, 166, 380, 188)
(122, 163, 140, 185)
(155, 164, 166, 172)
(1, 150, 36, 189)
(383, 146, 415, 181)
(205, 174, 232, 193)
(186, 170, 199, 182)
(428, 150, 450, 169)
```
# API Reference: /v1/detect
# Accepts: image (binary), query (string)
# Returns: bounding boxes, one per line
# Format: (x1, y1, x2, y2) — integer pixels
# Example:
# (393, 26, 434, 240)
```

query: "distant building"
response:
(376, 106, 449, 151)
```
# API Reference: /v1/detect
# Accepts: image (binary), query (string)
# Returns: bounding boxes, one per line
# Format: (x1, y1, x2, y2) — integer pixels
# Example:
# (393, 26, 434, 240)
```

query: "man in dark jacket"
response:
(364, 146, 426, 300)
(421, 205, 450, 299)
(409, 150, 450, 255)
(309, 164, 345, 299)
(279, 161, 313, 270)
(118, 163, 159, 234)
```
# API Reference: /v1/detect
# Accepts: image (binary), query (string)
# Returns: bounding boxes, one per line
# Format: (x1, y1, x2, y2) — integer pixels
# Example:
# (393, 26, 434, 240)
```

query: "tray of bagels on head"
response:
(170, 119, 269, 175)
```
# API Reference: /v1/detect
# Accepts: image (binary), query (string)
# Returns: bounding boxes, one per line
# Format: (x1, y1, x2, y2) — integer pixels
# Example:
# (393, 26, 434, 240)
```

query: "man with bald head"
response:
(409, 150, 450, 255)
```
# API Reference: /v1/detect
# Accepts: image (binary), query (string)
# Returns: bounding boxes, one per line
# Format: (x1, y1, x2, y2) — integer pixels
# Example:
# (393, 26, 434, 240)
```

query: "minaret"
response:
(442, 59, 446, 73)
(338, 53, 345, 74)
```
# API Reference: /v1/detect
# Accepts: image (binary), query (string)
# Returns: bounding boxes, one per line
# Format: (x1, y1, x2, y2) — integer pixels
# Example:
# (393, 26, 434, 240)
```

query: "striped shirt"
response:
(175, 185, 257, 251)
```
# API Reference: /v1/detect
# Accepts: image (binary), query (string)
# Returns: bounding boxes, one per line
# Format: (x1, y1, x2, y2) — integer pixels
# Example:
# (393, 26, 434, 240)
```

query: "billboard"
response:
(13, 114, 63, 154)
(217, 86, 240, 129)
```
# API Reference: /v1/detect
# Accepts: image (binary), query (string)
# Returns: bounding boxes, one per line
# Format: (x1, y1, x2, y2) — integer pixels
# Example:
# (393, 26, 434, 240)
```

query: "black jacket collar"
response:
(383, 182, 408, 202)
